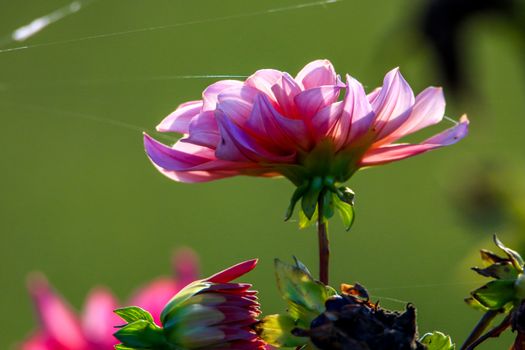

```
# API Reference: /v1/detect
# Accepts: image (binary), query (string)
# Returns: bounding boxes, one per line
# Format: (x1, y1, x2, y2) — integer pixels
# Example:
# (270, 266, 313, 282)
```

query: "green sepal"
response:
(113, 320, 167, 349)
(160, 281, 211, 324)
(472, 261, 519, 280)
(301, 177, 323, 220)
(493, 235, 524, 272)
(334, 196, 355, 231)
(255, 314, 306, 348)
(299, 207, 317, 229)
(322, 191, 335, 219)
(285, 183, 309, 221)
(470, 279, 517, 310)
(465, 297, 489, 312)
(420, 331, 455, 350)
(114, 307, 155, 325)
(274, 258, 337, 323)
(115, 344, 140, 350)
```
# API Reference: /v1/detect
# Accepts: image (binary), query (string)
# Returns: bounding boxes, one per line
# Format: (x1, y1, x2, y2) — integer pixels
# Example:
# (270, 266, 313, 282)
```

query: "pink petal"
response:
(245, 69, 284, 100)
(295, 59, 337, 89)
(216, 85, 259, 125)
(294, 85, 341, 119)
(157, 101, 203, 133)
(19, 333, 54, 350)
(27, 274, 87, 349)
(172, 247, 200, 287)
(311, 101, 344, 142)
(206, 260, 258, 283)
(245, 94, 309, 151)
(329, 75, 375, 150)
(202, 80, 244, 111)
(129, 278, 181, 324)
(360, 115, 469, 166)
(270, 73, 302, 117)
(82, 287, 120, 347)
(183, 111, 221, 149)
(377, 87, 445, 145)
(215, 110, 296, 163)
(371, 68, 415, 140)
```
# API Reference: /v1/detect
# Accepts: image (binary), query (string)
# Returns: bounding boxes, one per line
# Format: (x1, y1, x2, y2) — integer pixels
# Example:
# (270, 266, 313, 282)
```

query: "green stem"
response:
(317, 191, 330, 285)
(460, 310, 500, 350)
(463, 313, 511, 350)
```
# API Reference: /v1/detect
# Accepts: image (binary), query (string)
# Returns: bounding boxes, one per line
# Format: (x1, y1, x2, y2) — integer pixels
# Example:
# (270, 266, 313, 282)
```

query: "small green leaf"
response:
(472, 262, 519, 280)
(114, 307, 155, 324)
(255, 314, 306, 348)
(285, 183, 309, 221)
(114, 320, 166, 349)
(471, 280, 517, 310)
(301, 177, 323, 220)
(334, 196, 355, 231)
(114, 344, 140, 350)
(420, 331, 455, 350)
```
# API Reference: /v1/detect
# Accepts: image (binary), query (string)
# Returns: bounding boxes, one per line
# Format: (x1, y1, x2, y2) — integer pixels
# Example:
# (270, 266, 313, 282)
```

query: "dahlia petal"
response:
(371, 68, 415, 140)
(246, 94, 309, 151)
(157, 100, 203, 133)
(28, 274, 87, 349)
(173, 247, 200, 287)
(207, 259, 258, 283)
(20, 333, 53, 350)
(203, 80, 244, 111)
(330, 75, 374, 150)
(311, 101, 343, 141)
(217, 85, 259, 124)
(245, 69, 284, 100)
(294, 85, 341, 119)
(82, 287, 120, 347)
(270, 73, 302, 117)
(295, 59, 337, 89)
(144, 134, 213, 170)
(380, 87, 446, 144)
(216, 111, 295, 163)
(360, 115, 469, 166)
(129, 278, 180, 324)
(184, 111, 220, 148)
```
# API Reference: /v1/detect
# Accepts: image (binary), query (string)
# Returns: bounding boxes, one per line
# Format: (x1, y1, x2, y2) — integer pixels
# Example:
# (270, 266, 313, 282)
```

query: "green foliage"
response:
(420, 331, 455, 350)
(113, 319, 167, 349)
(114, 307, 155, 324)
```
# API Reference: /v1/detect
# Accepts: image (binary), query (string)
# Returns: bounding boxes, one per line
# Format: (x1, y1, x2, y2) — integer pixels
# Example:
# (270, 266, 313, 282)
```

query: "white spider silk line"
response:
(0, 0, 342, 54)
(0, 0, 98, 48)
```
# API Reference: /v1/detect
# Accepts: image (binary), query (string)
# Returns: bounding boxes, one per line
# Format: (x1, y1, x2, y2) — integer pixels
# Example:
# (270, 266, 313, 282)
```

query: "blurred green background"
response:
(1, 0, 525, 348)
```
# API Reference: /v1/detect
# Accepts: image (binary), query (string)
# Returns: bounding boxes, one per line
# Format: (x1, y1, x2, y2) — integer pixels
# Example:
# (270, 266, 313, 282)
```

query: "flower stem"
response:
(460, 310, 500, 350)
(317, 191, 330, 285)
(463, 313, 511, 350)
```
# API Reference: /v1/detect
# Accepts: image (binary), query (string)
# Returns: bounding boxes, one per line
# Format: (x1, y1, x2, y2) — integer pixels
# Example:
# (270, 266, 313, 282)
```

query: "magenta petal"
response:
(206, 259, 258, 283)
(203, 80, 244, 111)
(294, 85, 341, 119)
(144, 134, 213, 170)
(295, 59, 337, 89)
(130, 278, 181, 324)
(311, 101, 343, 142)
(183, 111, 220, 149)
(371, 68, 415, 140)
(172, 248, 200, 287)
(360, 115, 469, 166)
(28, 274, 87, 349)
(20, 333, 53, 350)
(270, 73, 302, 117)
(82, 287, 120, 347)
(379, 87, 445, 144)
(157, 100, 203, 133)
(246, 94, 309, 151)
(245, 69, 284, 100)
(217, 85, 259, 124)
(329, 75, 374, 150)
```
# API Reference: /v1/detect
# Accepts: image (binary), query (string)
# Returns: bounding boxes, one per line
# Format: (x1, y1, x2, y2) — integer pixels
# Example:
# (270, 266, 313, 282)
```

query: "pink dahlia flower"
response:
(114, 259, 266, 350)
(144, 59, 468, 186)
(20, 249, 199, 350)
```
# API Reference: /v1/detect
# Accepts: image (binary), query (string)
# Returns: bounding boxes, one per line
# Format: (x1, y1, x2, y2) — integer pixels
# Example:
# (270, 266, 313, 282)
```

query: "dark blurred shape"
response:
(293, 284, 425, 350)
(420, 0, 519, 92)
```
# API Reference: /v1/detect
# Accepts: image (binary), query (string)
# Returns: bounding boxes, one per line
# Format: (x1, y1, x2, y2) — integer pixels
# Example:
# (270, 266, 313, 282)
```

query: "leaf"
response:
(114, 307, 155, 324)
(420, 331, 455, 350)
(299, 206, 317, 229)
(301, 177, 323, 220)
(285, 183, 309, 221)
(471, 280, 517, 310)
(465, 297, 489, 312)
(494, 235, 524, 272)
(274, 258, 337, 323)
(472, 262, 519, 280)
(113, 320, 166, 349)
(334, 196, 355, 231)
(255, 314, 306, 348)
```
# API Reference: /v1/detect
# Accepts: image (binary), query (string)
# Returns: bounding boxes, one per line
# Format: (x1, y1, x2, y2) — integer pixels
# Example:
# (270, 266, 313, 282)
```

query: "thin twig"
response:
(460, 310, 500, 350)
(464, 314, 512, 350)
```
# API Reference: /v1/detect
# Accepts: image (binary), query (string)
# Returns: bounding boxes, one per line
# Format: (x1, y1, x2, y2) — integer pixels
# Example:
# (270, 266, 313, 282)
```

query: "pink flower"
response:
(114, 259, 266, 350)
(144, 59, 468, 186)
(19, 249, 199, 350)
